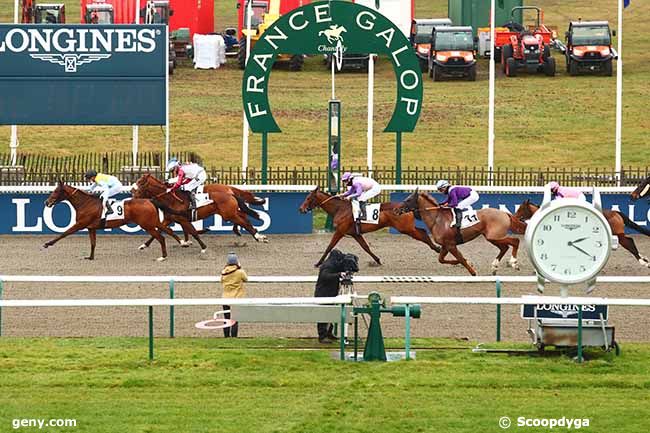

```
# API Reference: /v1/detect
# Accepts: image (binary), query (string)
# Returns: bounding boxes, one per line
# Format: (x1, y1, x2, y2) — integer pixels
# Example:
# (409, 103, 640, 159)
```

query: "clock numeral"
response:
(564, 269, 572, 275)
(567, 211, 577, 219)
(542, 225, 552, 231)
(551, 264, 557, 271)
(540, 253, 548, 260)
(536, 239, 544, 246)
(580, 265, 586, 272)
(585, 216, 589, 223)
(592, 226, 600, 234)
(592, 255, 597, 262)
(553, 215, 561, 222)
(595, 241, 603, 247)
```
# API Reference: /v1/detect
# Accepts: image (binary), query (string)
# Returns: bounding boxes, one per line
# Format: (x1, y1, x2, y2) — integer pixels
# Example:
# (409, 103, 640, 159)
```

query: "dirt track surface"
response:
(2, 232, 650, 343)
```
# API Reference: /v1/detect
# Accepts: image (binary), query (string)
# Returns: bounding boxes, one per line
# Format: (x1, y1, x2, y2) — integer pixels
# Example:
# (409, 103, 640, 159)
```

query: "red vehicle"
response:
(21, 0, 65, 23)
(81, 0, 137, 24)
(564, 21, 616, 76)
(495, 6, 556, 77)
(428, 26, 477, 81)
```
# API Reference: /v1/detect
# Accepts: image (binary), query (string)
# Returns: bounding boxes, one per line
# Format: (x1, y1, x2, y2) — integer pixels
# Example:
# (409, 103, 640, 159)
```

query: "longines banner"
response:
(0, 193, 312, 235)
(0, 24, 166, 125)
(242, 1, 423, 134)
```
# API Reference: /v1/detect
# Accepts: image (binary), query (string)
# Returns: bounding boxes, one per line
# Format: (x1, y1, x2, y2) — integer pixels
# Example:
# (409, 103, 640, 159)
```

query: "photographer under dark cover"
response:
(314, 249, 359, 344)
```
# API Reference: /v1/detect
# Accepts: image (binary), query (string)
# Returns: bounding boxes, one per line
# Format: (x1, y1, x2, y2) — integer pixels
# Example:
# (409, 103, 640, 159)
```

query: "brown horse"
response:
(515, 199, 650, 268)
(43, 181, 177, 261)
(631, 175, 650, 201)
(398, 191, 526, 276)
(132, 174, 268, 250)
(298, 187, 441, 267)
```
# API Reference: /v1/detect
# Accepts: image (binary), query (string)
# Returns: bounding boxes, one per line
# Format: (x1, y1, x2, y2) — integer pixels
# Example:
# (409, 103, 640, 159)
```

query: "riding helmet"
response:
(85, 169, 97, 179)
(436, 179, 450, 191)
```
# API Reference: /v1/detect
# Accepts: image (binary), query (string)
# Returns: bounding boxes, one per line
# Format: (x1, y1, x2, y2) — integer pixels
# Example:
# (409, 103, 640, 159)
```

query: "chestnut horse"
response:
(515, 199, 650, 268)
(631, 175, 650, 201)
(132, 174, 268, 251)
(43, 181, 177, 261)
(298, 187, 441, 267)
(398, 191, 526, 276)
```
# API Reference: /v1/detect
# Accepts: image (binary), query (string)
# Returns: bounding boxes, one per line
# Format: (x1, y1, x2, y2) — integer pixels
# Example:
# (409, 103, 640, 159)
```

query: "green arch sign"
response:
(242, 0, 423, 134)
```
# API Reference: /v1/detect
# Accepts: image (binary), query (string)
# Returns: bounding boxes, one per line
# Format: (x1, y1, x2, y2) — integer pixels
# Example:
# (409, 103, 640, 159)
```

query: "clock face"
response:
(529, 204, 611, 284)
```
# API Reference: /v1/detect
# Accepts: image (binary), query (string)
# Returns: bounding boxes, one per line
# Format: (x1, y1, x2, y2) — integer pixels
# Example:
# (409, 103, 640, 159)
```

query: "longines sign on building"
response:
(242, 1, 423, 134)
(0, 24, 166, 125)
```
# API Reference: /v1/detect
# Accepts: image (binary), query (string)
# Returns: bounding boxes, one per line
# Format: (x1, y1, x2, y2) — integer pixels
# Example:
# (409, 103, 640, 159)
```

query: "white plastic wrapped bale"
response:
(193, 34, 227, 69)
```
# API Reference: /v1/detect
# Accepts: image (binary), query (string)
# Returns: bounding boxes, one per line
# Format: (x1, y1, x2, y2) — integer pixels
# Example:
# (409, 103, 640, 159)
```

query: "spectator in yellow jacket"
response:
(221, 252, 248, 338)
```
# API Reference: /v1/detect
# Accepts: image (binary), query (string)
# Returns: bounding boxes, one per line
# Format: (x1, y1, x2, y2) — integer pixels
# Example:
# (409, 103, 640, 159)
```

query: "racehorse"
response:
(515, 199, 650, 268)
(43, 181, 177, 261)
(631, 175, 650, 201)
(132, 174, 268, 251)
(398, 190, 526, 276)
(298, 187, 441, 267)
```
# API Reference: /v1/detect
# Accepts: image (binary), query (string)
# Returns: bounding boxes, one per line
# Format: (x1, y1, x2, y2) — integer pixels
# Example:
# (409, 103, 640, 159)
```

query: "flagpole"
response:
(241, 0, 253, 182)
(10, 0, 19, 166)
(487, 0, 496, 185)
(615, 0, 623, 186)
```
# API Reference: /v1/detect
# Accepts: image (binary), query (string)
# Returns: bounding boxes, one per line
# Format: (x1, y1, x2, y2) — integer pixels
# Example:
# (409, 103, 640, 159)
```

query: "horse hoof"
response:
(314, 262, 322, 268)
(262, 236, 269, 243)
(42, 243, 50, 249)
(201, 249, 207, 254)
(368, 261, 382, 267)
(156, 257, 167, 262)
(138, 244, 147, 251)
(640, 257, 650, 268)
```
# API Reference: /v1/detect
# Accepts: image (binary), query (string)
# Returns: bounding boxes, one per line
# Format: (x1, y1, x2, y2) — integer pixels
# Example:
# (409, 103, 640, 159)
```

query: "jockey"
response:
(339, 172, 381, 229)
(436, 180, 480, 229)
(166, 158, 207, 210)
(85, 169, 122, 218)
(547, 181, 586, 201)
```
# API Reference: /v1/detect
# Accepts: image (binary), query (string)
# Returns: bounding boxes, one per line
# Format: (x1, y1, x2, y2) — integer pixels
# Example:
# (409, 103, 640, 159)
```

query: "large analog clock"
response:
(525, 198, 612, 286)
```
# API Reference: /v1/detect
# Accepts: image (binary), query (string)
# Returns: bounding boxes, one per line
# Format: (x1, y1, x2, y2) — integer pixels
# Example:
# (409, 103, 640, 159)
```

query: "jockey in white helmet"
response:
(338, 172, 381, 233)
(436, 180, 480, 229)
(166, 158, 207, 210)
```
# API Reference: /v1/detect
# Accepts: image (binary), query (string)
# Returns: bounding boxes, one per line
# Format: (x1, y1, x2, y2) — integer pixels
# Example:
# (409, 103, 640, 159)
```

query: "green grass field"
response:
(1, 1, 648, 171)
(1, 337, 650, 432)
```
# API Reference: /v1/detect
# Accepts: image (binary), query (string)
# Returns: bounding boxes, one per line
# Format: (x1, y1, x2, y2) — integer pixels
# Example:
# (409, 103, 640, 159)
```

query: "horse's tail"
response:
(231, 187, 266, 205)
(617, 211, 650, 236)
(234, 195, 262, 221)
(509, 214, 527, 235)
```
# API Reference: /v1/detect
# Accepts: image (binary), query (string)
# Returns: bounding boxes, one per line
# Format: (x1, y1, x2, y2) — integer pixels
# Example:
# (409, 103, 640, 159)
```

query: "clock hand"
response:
(571, 237, 588, 244)
(568, 242, 593, 258)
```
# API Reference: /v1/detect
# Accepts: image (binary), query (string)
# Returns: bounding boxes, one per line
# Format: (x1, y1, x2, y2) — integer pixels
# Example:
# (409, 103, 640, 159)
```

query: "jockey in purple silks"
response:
(547, 181, 586, 201)
(436, 180, 480, 229)
(338, 172, 381, 233)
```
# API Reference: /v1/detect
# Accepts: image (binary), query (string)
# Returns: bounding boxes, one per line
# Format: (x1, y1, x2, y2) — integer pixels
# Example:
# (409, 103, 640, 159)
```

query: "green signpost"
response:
(241, 0, 423, 183)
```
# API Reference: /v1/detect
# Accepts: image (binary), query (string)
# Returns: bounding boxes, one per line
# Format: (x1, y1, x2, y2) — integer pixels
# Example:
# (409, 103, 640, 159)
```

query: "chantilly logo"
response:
(0, 27, 159, 73)
(317, 25, 348, 54)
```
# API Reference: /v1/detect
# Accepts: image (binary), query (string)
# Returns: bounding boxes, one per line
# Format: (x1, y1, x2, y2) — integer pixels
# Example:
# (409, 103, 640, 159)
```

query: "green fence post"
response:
(395, 132, 402, 185)
(169, 279, 175, 338)
(149, 306, 154, 361)
(496, 279, 502, 342)
(339, 303, 346, 361)
(261, 132, 268, 184)
(353, 315, 358, 361)
(0, 279, 4, 337)
(404, 304, 411, 360)
(577, 305, 583, 363)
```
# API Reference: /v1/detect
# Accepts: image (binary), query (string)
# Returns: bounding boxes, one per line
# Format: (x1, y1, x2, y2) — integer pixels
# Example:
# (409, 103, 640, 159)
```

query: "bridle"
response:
(305, 193, 337, 212)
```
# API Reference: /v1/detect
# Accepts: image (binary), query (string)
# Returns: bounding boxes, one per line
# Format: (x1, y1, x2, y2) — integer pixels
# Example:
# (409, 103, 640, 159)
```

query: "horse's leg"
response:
(617, 234, 649, 267)
(438, 247, 461, 266)
(141, 215, 180, 250)
(42, 221, 89, 248)
(86, 228, 97, 260)
(398, 226, 441, 253)
(230, 212, 267, 243)
(232, 225, 242, 237)
(352, 234, 382, 266)
(146, 225, 168, 262)
(487, 239, 510, 275)
(315, 231, 345, 267)
(178, 219, 208, 253)
(447, 245, 477, 276)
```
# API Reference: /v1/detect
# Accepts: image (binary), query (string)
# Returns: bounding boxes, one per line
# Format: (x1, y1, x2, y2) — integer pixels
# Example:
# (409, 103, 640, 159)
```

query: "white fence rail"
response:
(2, 275, 650, 284)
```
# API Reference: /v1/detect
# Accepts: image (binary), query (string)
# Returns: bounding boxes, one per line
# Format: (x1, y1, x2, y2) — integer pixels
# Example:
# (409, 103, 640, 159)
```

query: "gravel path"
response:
(2, 232, 650, 343)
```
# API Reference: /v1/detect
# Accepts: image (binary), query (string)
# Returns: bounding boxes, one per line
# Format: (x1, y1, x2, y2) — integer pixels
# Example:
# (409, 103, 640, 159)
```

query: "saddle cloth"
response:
(195, 193, 212, 208)
(105, 199, 129, 221)
(458, 207, 480, 229)
(352, 201, 380, 225)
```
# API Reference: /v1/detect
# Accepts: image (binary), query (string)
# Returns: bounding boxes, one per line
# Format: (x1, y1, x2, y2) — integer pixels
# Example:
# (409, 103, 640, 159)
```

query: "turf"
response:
(0, 1, 649, 171)
(0, 337, 649, 432)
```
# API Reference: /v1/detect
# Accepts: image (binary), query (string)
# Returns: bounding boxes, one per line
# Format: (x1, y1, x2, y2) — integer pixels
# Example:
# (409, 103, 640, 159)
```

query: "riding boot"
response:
(454, 208, 464, 244)
(359, 201, 367, 220)
(189, 191, 197, 221)
(105, 200, 114, 216)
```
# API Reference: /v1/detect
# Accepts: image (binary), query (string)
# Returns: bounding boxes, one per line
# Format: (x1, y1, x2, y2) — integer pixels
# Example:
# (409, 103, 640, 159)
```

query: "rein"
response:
(308, 194, 338, 211)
